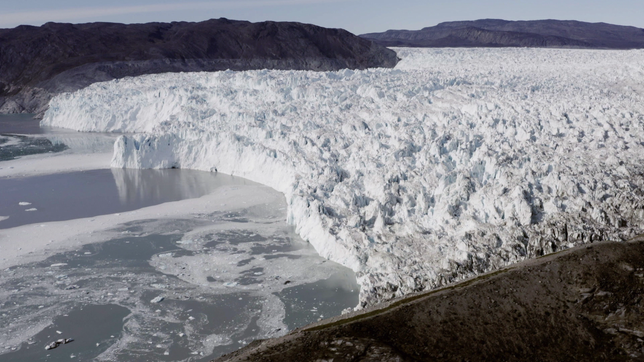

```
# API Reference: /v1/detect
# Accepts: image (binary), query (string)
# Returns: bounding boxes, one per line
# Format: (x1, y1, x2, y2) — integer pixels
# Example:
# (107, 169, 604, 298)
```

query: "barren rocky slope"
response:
(216, 236, 644, 362)
(0, 18, 398, 115)
(361, 19, 644, 49)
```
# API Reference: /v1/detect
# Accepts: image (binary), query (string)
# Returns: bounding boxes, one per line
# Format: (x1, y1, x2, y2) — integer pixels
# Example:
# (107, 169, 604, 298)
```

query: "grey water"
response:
(277, 269, 358, 331)
(0, 134, 67, 161)
(0, 113, 43, 135)
(0, 114, 66, 161)
(0, 113, 117, 161)
(0, 216, 359, 361)
(0, 304, 130, 362)
(0, 114, 360, 362)
(0, 230, 259, 361)
(0, 168, 248, 229)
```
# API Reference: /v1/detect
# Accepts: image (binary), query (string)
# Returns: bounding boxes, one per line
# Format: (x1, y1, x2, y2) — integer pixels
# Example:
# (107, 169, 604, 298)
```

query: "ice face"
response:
(42, 48, 644, 307)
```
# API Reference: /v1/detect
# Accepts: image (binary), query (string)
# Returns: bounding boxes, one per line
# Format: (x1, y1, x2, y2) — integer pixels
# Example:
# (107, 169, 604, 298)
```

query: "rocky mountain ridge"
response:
(0, 18, 398, 116)
(361, 19, 644, 49)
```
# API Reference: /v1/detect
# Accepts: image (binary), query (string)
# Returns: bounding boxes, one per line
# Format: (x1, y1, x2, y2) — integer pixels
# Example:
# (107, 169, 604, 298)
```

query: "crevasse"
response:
(42, 48, 644, 307)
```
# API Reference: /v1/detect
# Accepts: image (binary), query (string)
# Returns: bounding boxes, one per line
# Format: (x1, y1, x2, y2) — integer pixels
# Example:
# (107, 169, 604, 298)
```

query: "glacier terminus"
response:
(42, 47, 644, 307)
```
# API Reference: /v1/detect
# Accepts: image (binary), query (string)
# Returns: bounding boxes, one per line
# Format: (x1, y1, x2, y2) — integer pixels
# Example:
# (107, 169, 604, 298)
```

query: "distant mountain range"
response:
(361, 19, 644, 49)
(0, 18, 398, 115)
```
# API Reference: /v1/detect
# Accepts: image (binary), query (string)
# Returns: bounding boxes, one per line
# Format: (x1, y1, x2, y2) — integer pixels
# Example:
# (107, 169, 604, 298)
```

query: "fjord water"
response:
(0, 206, 359, 361)
(0, 113, 43, 134)
(0, 114, 360, 361)
(0, 168, 246, 229)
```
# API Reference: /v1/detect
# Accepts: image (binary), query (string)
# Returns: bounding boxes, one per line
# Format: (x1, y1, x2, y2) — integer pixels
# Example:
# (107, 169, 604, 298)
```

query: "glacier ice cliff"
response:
(42, 48, 644, 307)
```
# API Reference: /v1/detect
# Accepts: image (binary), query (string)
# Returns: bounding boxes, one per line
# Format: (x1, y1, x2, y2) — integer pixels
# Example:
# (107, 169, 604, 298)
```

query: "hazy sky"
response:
(1, 0, 642, 34)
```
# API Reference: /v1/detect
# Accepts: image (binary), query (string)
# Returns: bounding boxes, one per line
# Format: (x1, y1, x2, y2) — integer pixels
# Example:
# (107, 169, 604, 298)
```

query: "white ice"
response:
(42, 47, 644, 306)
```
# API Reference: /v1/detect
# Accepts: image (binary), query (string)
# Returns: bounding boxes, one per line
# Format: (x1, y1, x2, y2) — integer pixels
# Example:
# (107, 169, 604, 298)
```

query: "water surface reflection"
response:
(0, 169, 246, 229)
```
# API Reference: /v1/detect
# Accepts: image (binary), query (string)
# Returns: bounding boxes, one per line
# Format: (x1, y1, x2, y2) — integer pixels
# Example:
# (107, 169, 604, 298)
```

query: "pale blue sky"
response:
(1, 0, 642, 34)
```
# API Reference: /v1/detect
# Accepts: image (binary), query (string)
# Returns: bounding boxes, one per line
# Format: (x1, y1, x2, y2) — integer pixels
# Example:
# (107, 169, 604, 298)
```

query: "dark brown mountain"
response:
(216, 236, 644, 361)
(0, 18, 398, 115)
(361, 19, 644, 49)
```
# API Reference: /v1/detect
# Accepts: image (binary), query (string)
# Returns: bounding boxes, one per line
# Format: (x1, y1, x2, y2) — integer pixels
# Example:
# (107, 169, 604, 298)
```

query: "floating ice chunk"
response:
(18, 202, 31, 206)
(150, 296, 165, 303)
(24, 208, 37, 212)
(44, 338, 73, 350)
(50, 263, 67, 267)
(223, 281, 238, 287)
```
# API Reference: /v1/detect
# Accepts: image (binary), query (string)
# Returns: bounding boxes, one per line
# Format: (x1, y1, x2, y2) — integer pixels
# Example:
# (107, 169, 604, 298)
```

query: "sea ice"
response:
(42, 48, 644, 306)
(150, 296, 165, 304)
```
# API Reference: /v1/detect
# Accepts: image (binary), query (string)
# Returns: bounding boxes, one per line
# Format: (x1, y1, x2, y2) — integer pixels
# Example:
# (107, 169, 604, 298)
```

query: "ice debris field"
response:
(43, 47, 644, 306)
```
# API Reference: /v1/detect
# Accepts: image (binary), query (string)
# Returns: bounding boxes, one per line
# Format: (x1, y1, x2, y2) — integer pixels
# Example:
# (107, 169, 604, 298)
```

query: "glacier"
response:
(42, 47, 644, 307)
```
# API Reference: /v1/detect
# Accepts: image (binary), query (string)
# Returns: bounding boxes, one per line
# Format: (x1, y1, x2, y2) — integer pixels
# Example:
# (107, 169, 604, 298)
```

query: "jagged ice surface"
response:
(43, 48, 644, 307)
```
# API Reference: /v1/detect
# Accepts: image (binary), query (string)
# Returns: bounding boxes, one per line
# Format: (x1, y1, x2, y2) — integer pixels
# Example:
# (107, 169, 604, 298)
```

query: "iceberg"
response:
(42, 48, 644, 307)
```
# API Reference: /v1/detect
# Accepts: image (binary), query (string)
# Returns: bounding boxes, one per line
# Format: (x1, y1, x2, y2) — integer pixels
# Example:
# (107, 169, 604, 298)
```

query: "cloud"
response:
(0, 0, 351, 28)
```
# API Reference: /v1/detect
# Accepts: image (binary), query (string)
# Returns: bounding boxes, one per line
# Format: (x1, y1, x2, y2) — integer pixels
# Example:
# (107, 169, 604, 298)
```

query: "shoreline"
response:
(216, 235, 644, 361)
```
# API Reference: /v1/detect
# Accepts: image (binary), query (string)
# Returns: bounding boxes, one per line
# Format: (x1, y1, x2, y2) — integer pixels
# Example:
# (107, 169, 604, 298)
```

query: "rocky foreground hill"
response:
(0, 18, 398, 116)
(361, 19, 644, 49)
(216, 236, 644, 361)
